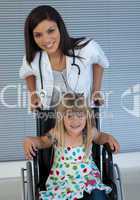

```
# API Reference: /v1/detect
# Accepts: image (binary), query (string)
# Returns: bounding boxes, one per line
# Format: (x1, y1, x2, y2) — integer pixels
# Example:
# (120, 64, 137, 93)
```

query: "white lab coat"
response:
(19, 39, 109, 109)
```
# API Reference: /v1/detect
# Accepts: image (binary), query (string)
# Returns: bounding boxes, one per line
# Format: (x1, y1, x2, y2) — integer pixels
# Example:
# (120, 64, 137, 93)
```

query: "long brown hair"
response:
(24, 5, 90, 64)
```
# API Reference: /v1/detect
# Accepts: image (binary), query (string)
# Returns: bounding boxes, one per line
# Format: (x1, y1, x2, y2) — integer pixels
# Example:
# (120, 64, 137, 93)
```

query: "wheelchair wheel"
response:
(113, 164, 125, 200)
(26, 161, 34, 200)
(21, 161, 35, 200)
(108, 181, 118, 200)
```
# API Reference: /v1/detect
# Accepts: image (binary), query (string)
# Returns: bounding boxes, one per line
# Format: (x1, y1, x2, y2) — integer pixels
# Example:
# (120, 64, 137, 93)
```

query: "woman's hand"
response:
(92, 91, 104, 106)
(30, 93, 41, 111)
(106, 135, 120, 154)
(95, 132, 120, 153)
(23, 136, 39, 160)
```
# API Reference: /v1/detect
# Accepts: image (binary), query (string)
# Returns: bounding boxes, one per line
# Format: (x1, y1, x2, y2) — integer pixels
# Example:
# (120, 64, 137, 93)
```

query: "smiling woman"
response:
(20, 5, 109, 112)
(33, 20, 61, 61)
(19, 5, 109, 145)
(17, 5, 111, 184)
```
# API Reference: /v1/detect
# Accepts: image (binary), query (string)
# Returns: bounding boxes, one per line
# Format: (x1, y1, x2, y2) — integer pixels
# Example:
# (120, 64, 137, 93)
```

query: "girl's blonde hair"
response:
(52, 93, 96, 154)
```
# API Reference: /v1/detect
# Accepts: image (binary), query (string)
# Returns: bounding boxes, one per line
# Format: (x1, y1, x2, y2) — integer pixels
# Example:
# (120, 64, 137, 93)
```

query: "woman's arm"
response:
(92, 64, 104, 105)
(94, 131, 120, 153)
(25, 75, 41, 110)
(25, 75, 36, 93)
(93, 64, 104, 92)
(24, 134, 53, 160)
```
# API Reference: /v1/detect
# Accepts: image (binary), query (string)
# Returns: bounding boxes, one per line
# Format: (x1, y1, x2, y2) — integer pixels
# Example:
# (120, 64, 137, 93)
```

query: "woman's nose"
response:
(42, 33, 51, 43)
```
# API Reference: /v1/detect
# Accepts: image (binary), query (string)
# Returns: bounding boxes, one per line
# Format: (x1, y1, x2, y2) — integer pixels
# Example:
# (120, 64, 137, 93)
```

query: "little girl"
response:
(24, 93, 120, 200)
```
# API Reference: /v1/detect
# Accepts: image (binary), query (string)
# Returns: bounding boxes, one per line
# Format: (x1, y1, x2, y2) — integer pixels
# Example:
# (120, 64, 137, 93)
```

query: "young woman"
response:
(24, 93, 120, 200)
(20, 5, 109, 111)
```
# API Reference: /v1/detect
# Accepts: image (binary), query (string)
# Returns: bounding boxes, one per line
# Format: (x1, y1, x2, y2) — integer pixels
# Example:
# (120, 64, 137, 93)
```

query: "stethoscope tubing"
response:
(38, 50, 80, 95)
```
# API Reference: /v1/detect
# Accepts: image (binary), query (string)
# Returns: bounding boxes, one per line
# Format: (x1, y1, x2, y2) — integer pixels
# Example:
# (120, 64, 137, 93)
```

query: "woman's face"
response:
(63, 110, 87, 136)
(33, 20, 61, 56)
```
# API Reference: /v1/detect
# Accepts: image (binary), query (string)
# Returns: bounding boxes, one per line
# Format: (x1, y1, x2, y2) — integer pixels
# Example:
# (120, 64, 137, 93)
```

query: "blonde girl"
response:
(24, 93, 120, 200)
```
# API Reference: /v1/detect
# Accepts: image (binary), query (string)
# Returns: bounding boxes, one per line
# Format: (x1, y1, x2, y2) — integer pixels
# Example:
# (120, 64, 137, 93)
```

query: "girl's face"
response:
(63, 110, 87, 136)
(33, 19, 61, 56)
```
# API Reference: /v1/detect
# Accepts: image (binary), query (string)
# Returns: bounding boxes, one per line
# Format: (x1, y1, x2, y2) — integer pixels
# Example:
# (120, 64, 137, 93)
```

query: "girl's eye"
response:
(67, 114, 73, 119)
(65, 112, 73, 119)
(64, 112, 71, 118)
(65, 112, 86, 119)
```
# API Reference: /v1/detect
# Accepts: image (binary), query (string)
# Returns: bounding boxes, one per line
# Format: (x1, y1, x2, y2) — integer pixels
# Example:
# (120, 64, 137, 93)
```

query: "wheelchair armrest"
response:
(102, 143, 114, 180)
(102, 143, 113, 163)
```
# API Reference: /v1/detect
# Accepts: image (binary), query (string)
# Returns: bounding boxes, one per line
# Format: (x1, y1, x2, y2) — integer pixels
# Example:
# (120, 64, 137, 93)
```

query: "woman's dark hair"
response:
(24, 5, 90, 64)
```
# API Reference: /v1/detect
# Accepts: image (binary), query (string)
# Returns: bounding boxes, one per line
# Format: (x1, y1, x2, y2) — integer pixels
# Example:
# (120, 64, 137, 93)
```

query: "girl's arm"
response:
(24, 132, 53, 160)
(94, 130, 120, 153)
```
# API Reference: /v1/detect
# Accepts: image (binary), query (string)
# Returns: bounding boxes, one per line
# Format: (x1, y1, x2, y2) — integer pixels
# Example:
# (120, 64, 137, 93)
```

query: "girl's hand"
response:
(106, 135, 120, 154)
(30, 93, 41, 111)
(92, 91, 104, 106)
(23, 137, 39, 160)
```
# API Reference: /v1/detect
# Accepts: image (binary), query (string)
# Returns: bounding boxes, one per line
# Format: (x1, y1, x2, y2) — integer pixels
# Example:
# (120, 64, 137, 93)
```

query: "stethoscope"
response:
(39, 50, 81, 98)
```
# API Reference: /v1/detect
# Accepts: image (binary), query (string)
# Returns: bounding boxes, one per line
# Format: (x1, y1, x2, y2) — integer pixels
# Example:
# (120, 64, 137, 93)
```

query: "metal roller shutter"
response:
(0, 0, 140, 161)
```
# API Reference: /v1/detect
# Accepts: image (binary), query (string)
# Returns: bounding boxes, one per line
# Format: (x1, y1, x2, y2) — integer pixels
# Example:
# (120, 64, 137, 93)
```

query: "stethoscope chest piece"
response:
(40, 89, 46, 98)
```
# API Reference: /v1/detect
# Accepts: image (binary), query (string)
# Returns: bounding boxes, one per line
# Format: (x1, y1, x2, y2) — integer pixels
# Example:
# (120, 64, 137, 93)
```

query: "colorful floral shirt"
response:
(40, 145, 111, 200)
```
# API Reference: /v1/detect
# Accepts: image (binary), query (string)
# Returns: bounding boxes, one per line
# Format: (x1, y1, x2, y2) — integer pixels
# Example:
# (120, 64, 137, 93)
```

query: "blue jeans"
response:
(90, 189, 108, 200)
(78, 189, 108, 200)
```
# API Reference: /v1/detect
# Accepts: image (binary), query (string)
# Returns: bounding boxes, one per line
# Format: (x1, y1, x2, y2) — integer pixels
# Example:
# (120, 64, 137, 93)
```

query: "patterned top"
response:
(40, 145, 111, 200)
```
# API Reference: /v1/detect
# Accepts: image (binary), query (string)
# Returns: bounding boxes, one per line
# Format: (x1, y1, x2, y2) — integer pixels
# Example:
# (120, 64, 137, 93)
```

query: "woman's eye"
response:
(34, 33, 41, 38)
(48, 29, 55, 34)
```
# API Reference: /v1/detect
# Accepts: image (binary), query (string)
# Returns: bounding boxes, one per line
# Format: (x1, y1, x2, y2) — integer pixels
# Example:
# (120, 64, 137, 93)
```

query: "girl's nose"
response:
(72, 115, 80, 120)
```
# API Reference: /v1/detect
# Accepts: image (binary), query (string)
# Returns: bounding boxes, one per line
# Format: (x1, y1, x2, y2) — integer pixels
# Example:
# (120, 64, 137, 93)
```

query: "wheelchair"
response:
(21, 107, 124, 200)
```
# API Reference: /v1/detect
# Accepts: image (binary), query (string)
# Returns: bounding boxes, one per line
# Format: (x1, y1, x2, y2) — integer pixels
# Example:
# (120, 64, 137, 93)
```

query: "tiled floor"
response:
(113, 152, 140, 200)
(0, 170, 140, 200)
(0, 178, 22, 200)
(0, 154, 140, 200)
(121, 168, 140, 200)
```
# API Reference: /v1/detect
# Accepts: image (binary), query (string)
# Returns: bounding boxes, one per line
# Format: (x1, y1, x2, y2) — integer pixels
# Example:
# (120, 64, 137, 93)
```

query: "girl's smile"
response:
(64, 110, 86, 135)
